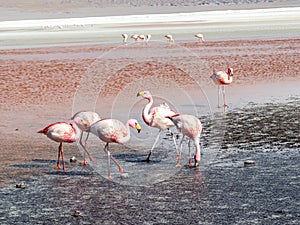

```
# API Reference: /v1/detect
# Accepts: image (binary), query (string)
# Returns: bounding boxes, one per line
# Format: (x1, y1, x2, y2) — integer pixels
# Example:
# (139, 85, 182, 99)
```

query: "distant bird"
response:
(168, 114, 202, 167)
(131, 34, 139, 42)
(90, 118, 141, 179)
(71, 111, 101, 166)
(121, 33, 128, 44)
(164, 34, 174, 43)
(210, 68, 234, 108)
(145, 34, 151, 44)
(38, 121, 80, 170)
(194, 33, 205, 42)
(137, 91, 179, 162)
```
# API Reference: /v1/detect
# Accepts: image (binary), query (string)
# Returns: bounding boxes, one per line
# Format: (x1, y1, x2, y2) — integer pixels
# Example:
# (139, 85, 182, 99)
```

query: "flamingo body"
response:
(90, 118, 141, 179)
(71, 111, 101, 165)
(194, 33, 205, 42)
(131, 34, 139, 42)
(38, 121, 79, 170)
(169, 114, 202, 167)
(210, 68, 234, 108)
(164, 34, 174, 42)
(121, 33, 128, 44)
(137, 91, 178, 162)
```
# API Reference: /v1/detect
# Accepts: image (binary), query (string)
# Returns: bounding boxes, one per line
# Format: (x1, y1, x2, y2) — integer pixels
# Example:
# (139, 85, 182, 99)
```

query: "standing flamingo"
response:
(121, 33, 128, 44)
(145, 34, 151, 44)
(71, 111, 101, 166)
(164, 34, 174, 43)
(38, 120, 81, 170)
(194, 33, 205, 42)
(90, 118, 141, 180)
(137, 91, 179, 162)
(210, 68, 234, 108)
(168, 114, 202, 167)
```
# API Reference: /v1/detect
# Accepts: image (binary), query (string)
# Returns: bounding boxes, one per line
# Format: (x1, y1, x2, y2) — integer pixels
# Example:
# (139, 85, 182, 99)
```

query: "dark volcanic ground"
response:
(0, 99, 299, 224)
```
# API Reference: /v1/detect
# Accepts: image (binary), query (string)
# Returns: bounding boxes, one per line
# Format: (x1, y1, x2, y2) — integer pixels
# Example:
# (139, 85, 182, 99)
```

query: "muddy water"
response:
(0, 98, 299, 224)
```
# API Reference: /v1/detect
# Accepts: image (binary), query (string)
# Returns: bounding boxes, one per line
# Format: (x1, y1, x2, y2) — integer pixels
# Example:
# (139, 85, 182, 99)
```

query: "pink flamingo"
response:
(137, 91, 179, 162)
(38, 121, 80, 170)
(121, 33, 128, 44)
(71, 111, 101, 166)
(90, 118, 141, 180)
(145, 34, 151, 44)
(210, 68, 234, 108)
(168, 114, 202, 167)
(164, 34, 174, 43)
(194, 33, 205, 42)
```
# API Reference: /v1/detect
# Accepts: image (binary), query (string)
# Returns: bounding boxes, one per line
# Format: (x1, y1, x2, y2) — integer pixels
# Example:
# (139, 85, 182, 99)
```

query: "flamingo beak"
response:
(135, 124, 141, 133)
(137, 91, 144, 97)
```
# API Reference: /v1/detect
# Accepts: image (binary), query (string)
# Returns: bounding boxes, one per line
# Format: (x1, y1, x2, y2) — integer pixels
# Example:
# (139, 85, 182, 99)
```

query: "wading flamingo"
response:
(138, 34, 145, 41)
(168, 114, 202, 167)
(90, 118, 141, 180)
(164, 34, 174, 43)
(71, 111, 101, 166)
(38, 120, 81, 170)
(137, 91, 179, 162)
(121, 33, 128, 44)
(194, 33, 205, 42)
(131, 34, 139, 42)
(210, 68, 234, 108)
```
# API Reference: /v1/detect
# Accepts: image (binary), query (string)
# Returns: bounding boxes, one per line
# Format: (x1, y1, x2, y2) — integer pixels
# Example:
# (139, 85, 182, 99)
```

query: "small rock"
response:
(16, 182, 25, 189)
(73, 210, 83, 217)
(15, 128, 19, 131)
(244, 160, 255, 166)
(121, 173, 129, 179)
(70, 156, 77, 163)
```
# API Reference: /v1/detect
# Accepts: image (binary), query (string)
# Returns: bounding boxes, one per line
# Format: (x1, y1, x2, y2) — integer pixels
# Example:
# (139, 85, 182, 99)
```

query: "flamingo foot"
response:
(188, 161, 194, 167)
(194, 162, 199, 167)
(119, 168, 124, 174)
(56, 165, 61, 170)
(224, 104, 228, 108)
(176, 163, 181, 168)
(82, 161, 87, 166)
(89, 156, 93, 162)
(108, 176, 112, 180)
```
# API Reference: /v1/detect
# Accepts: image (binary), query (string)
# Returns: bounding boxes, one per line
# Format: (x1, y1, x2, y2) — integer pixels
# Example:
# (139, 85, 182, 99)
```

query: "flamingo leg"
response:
(168, 129, 179, 157)
(188, 139, 194, 167)
(61, 143, 66, 170)
(222, 86, 228, 108)
(56, 142, 62, 169)
(103, 143, 123, 179)
(79, 131, 93, 166)
(176, 135, 185, 167)
(146, 130, 162, 162)
(218, 86, 221, 108)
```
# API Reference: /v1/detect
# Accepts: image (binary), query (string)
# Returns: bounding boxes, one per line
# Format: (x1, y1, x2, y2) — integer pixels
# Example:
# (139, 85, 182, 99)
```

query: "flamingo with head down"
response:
(167, 114, 202, 167)
(71, 111, 101, 165)
(38, 119, 82, 170)
(137, 91, 179, 162)
(194, 33, 205, 42)
(90, 118, 141, 180)
(210, 68, 234, 108)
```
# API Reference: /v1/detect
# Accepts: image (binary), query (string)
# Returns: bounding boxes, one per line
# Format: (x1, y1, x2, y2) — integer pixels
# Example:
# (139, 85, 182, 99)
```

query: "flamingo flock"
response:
(121, 33, 205, 45)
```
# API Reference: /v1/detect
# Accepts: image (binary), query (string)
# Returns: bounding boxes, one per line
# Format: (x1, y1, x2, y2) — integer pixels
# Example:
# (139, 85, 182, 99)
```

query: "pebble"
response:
(73, 210, 83, 217)
(16, 182, 25, 189)
(121, 173, 129, 179)
(70, 156, 77, 163)
(244, 160, 256, 166)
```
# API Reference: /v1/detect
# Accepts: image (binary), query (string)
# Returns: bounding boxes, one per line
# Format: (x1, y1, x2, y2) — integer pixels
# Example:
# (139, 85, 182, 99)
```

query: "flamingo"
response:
(145, 34, 151, 44)
(90, 118, 141, 179)
(167, 114, 202, 167)
(131, 34, 139, 42)
(38, 120, 81, 170)
(121, 33, 128, 44)
(194, 33, 205, 42)
(164, 34, 174, 43)
(71, 111, 101, 166)
(210, 68, 234, 108)
(137, 91, 179, 162)
(138, 34, 145, 41)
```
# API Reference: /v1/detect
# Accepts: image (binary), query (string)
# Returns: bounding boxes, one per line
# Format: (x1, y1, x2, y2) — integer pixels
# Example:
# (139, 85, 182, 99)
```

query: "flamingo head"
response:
(137, 91, 152, 100)
(227, 68, 234, 76)
(72, 117, 90, 131)
(128, 119, 141, 133)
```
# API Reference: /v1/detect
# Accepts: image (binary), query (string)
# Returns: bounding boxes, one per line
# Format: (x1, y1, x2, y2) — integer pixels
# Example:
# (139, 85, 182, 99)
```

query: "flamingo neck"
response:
(142, 96, 153, 126)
